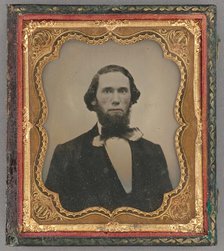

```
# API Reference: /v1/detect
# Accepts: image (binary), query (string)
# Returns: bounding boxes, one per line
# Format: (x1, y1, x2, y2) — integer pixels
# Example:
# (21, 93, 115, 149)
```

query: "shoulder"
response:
(138, 137, 161, 150)
(57, 127, 95, 151)
(52, 127, 96, 160)
(135, 137, 165, 158)
(60, 131, 89, 148)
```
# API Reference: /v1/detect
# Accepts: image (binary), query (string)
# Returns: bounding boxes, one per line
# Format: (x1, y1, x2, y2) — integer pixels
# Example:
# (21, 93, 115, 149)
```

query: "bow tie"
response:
(92, 127, 143, 147)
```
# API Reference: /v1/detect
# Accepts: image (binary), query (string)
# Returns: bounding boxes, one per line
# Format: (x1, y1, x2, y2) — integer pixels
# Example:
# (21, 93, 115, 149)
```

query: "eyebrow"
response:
(102, 87, 113, 91)
(102, 86, 129, 90)
(118, 87, 129, 91)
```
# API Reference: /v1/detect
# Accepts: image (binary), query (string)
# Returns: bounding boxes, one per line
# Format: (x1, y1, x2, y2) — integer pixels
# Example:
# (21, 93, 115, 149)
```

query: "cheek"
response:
(97, 96, 111, 108)
(123, 96, 131, 104)
(121, 97, 131, 111)
(98, 96, 109, 104)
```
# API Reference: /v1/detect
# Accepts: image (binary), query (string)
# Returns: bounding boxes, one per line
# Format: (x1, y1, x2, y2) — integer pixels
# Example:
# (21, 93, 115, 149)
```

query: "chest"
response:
(77, 141, 154, 195)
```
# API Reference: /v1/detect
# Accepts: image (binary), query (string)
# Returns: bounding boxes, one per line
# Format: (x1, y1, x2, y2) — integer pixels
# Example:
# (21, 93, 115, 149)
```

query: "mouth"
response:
(108, 109, 123, 113)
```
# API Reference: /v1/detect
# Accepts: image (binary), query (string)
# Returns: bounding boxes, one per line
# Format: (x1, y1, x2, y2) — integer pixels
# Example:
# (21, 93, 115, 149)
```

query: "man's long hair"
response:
(84, 65, 141, 111)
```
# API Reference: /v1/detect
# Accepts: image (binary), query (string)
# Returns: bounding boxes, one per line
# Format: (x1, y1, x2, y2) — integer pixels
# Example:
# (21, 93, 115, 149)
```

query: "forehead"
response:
(98, 71, 130, 89)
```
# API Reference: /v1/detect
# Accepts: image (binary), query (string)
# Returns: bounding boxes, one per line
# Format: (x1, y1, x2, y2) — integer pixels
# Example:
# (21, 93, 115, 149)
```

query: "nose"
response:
(111, 91, 120, 105)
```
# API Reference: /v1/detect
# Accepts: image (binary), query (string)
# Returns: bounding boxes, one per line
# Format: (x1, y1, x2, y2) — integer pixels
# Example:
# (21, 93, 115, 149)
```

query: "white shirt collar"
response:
(97, 122, 103, 135)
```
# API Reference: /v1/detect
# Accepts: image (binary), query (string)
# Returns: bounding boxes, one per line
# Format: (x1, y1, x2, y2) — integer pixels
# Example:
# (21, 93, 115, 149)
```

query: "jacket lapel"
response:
(77, 126, 152, 209)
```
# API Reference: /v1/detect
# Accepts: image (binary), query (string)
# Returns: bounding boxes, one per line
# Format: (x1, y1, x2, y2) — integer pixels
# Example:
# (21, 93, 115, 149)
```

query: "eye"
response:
(103, 88, 113, 94)
(119, 88, 129, 94)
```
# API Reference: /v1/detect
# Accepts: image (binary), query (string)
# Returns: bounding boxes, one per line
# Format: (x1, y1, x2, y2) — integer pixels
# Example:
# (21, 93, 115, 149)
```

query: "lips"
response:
(108, 109, 123, 112)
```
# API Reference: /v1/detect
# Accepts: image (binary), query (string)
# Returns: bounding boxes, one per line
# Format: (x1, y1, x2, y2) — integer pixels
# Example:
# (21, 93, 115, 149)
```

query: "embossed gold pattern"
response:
(94, 20, 129, 31)
(21, 19, 204, 233)
(22, 107, 33, 143)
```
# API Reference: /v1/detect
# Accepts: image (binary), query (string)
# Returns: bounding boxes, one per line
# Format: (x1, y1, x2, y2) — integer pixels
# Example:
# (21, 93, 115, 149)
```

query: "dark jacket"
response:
(45, 125, 172, 212)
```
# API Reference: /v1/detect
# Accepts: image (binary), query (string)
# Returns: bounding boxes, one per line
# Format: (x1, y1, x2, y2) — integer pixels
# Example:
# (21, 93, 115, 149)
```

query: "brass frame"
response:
(22, 19, 202, 233)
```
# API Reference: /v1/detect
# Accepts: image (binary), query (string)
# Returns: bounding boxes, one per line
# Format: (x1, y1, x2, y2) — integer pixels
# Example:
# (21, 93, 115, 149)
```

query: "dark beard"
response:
(95, 106, 131, 137)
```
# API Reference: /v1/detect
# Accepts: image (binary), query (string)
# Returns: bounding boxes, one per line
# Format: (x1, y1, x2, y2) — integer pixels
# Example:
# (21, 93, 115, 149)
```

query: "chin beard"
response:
(95, 106, 131, 133)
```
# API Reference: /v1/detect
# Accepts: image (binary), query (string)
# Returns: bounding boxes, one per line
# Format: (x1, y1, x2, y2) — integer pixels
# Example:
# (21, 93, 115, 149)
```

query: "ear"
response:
(91, 99, 96, 106)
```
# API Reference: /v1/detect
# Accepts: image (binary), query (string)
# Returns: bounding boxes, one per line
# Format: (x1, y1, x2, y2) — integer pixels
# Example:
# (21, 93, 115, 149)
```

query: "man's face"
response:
(95, 71, 131, 117)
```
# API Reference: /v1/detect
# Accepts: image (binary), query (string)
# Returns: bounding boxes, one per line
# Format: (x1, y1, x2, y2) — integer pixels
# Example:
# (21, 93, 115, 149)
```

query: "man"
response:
(45, 65, 172, 212)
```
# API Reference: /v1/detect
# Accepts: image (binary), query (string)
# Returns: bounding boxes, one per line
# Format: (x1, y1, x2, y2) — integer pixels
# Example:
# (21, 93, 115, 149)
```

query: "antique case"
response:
(7, 5, 217, 246)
